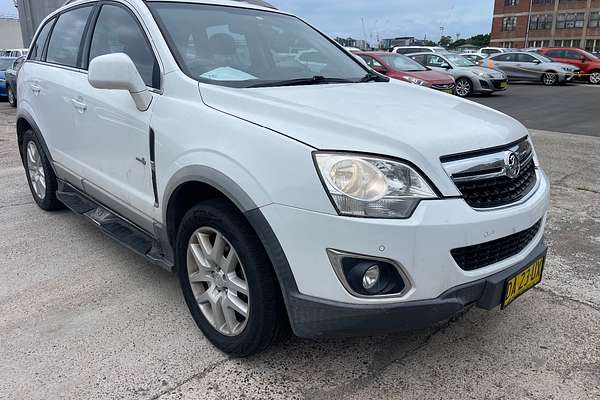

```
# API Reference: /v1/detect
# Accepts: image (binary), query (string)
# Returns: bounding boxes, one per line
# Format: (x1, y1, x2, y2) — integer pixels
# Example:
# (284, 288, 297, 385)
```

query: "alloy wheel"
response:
(590, 72, 600, 85)
(26, 141, 46, 200)
(543, 73, 557, 86)
(455, 79, 471, 97)
(187, 227, 250, 337)
(8, 88, 16, 106)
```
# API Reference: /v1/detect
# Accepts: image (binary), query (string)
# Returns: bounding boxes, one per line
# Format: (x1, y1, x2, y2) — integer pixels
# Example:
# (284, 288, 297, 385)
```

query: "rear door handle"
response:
(71, 98, 87, 113)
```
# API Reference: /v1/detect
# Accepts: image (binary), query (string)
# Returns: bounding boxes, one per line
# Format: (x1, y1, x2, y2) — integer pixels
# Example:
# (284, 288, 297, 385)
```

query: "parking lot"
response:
(0, 81, 599, 400)
(472, 82, 600, 137)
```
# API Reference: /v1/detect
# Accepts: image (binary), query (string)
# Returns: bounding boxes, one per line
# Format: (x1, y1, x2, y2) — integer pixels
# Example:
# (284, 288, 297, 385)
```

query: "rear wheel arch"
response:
(16, 114, 55, 173)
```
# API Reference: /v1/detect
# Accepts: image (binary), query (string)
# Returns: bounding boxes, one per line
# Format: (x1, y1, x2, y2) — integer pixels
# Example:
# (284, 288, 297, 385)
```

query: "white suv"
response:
(17, 0, 549, 356)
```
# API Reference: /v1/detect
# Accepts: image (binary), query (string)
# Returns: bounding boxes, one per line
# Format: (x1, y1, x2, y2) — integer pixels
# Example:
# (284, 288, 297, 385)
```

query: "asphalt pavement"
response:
(471, 82, 600, 137)
(0, 95, 599, 400)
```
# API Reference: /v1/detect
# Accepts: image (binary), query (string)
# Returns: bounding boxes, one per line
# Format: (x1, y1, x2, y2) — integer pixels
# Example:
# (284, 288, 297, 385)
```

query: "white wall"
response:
(0, 18, 24, 49)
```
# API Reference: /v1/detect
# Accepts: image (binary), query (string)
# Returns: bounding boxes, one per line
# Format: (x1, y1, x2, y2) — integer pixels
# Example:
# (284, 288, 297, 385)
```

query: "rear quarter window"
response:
(29, 19, 55, 61)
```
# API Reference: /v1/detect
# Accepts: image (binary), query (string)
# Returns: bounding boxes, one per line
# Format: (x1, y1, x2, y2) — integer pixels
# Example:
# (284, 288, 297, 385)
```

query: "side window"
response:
(46, 6, 93, 67)
(427, 55, 445, 67)
(564, 50, 582, 60)
(29, 19, 55, 61)
(517, 53, 536, 63)
(410, 55, 426, 64)
(89, 4, 159, 88)
(545, 50, 564, 58)
(359, 55, 383, 68)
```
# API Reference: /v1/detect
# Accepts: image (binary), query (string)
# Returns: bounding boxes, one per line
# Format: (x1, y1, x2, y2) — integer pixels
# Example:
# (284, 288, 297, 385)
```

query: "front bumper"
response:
(286, 240, 547, 338)
(260, 167, 549, 337)
(476, 78, 508, 93)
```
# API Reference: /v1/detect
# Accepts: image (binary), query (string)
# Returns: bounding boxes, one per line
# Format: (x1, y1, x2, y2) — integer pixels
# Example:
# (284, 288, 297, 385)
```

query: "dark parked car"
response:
(5, 56, 25, 107)
(0, 56, 17, 102)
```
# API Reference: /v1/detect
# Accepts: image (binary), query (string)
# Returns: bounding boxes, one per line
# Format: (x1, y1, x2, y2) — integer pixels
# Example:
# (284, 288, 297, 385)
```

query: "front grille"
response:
(455, 158, 537, 208)
(432, 83, 455, 91)
(451, 219, 542, 271)
(492, 79, 507, 89)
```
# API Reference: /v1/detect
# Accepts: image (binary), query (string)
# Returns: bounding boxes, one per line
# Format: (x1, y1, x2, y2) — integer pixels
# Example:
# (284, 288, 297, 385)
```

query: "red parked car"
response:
(537, 47, 600, 84)
(355, 51, 455, 93)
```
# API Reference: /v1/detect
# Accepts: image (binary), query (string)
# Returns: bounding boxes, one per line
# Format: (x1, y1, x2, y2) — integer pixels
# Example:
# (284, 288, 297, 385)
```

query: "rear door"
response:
(26, 4, 96, 184)
(488, 53, 518, 78)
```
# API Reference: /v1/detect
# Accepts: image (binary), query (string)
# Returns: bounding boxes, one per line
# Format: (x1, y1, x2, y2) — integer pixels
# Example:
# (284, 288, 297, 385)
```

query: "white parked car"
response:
(477, 47, 507, 57)
(392, 45, 446, 55)
(17, 0, 549, 356)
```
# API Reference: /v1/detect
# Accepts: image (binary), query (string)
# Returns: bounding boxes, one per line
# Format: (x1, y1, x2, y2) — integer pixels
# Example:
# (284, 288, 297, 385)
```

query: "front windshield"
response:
(444, 54, 476, 67)
(0, 58, 15, 70)
(149, 3, 368, 87)
(580, 50, 599, 60)
(379, 54, 426, 72)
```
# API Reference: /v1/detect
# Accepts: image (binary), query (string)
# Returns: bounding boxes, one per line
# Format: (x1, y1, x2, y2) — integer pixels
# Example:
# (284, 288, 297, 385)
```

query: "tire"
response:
(455, 77, 473, 97)
(542, 72, 558, 86)
(175, 200, 286, 357)
(7, 86, 16, 107)
(22, 130, 63, 211)
(589, 71, 600, 85)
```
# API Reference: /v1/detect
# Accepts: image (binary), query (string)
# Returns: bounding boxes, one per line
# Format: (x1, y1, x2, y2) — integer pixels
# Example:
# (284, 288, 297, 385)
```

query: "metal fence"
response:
(16, 0, 64, 46)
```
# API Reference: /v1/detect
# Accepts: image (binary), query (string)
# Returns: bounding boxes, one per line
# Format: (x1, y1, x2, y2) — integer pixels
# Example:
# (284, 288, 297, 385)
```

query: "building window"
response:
(502, 16, 517, 31)
(555, 39, 579, 47)
(585, 39, 598, 53)
(556, 13, 585, 29)
(527, 40, 550, 47)
(505, 0, 519, 5)
(502, 41, 514, 48)
(532, 0, 553, 4)
(589, 12, 600, 28)
(529, 14, 553, 30)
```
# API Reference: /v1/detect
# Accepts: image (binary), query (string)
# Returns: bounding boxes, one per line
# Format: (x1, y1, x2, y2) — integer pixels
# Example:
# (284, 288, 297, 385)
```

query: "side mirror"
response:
(441, 63, 451, 69)
(532, 59, 541, 64)
(581, 57, 587, 62)
(88, 53, 152, 112)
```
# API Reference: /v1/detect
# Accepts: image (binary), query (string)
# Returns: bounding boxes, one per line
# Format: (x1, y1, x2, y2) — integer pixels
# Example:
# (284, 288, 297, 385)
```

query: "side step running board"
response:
(57, 181, 173, 272)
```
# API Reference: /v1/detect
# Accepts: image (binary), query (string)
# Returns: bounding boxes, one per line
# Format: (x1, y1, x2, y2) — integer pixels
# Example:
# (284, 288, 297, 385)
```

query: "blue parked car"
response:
(0, 57, 17, 99)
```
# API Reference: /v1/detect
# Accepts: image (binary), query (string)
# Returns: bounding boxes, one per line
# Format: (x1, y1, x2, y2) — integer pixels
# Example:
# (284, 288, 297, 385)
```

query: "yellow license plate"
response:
(502, 257, 545, 308)
(500, 81, 508, 89)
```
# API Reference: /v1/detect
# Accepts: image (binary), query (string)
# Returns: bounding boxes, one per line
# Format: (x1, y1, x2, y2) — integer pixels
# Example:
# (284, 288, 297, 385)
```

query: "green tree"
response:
(438, 35, 453, 48)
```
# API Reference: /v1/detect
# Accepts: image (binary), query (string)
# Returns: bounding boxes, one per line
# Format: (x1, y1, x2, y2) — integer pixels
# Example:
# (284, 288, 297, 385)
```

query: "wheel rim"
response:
(590, 72, 600, 84)
(456, 79, 471, 96)
(543, 73, 556, 85)
(8, 88, 15, 105)
(187, 227, 250, 337)
(26, 141, 46, 200)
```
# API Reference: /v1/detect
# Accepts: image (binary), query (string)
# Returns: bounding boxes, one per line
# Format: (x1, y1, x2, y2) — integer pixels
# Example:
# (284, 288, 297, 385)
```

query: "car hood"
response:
(198, 80, 528, 194)
(393, 69, 454, 84)
(546, 62, 579, 71)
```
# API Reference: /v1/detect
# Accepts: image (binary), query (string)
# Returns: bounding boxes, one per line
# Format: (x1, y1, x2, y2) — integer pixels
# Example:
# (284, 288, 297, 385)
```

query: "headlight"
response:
(402, 76, 427, 86)
(314, 153, 438, 218)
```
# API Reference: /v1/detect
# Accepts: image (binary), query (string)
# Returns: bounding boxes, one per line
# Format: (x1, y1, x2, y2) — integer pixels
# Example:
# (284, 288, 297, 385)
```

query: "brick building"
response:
(491, 0, 600, 52)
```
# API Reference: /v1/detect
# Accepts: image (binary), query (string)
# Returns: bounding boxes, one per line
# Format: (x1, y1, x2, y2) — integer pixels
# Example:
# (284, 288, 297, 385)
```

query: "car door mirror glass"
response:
(88, 53, 152, 111)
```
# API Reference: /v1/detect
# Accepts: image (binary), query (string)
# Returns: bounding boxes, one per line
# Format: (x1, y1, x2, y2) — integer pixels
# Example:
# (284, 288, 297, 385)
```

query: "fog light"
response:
(362, 265, 380, 290)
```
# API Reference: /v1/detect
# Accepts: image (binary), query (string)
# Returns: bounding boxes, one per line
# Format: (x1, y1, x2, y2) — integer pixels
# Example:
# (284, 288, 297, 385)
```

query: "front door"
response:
(70, 3, 161, 224)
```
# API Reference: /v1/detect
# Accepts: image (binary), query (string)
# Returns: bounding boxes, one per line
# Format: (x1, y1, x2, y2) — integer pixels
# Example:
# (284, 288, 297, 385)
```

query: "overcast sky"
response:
(0, 0, 494, 43)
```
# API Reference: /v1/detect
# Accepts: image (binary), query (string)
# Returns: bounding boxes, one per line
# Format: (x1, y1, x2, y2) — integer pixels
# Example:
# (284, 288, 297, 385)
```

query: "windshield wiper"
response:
(247, 76, 355, 88)
(359, 72, 388, 82)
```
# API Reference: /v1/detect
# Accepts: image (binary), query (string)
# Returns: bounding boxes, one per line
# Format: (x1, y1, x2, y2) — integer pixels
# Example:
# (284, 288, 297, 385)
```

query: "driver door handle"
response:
(71, 98, 87, 113)
(31, 84, 41, 95)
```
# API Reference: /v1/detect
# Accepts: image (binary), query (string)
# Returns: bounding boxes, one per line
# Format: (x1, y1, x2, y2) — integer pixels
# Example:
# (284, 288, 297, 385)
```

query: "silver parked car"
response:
(485, 52, 580, 86)
(409, 52, 508, 97)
